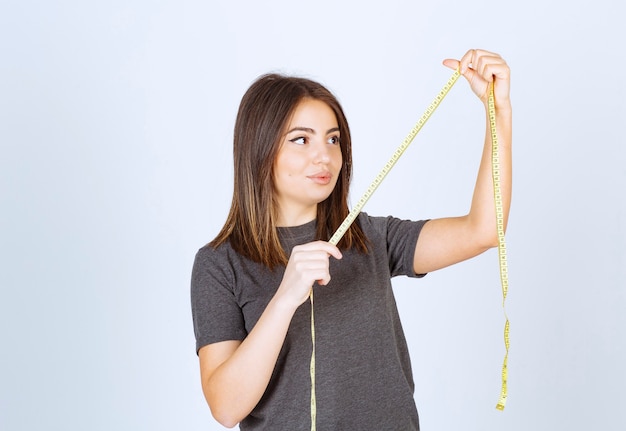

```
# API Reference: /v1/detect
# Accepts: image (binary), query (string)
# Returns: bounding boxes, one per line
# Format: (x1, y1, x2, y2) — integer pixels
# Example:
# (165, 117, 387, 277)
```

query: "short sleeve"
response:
(360, 213, 428, 278)
(190, 245, 247, 354)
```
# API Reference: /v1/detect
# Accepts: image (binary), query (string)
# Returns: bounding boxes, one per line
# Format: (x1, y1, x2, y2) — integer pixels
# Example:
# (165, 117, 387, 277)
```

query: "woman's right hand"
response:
(276, 240, 343, 308)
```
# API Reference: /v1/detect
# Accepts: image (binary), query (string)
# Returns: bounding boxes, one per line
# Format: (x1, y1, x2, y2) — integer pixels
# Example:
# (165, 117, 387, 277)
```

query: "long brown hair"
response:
(210, 73, 368, 268)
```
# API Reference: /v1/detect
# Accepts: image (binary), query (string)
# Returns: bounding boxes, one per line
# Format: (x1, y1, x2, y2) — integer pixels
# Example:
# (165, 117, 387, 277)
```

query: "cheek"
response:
(274, 155, 289, 177)
(333, 149, 343, 170)
(275, 157, 297, 179)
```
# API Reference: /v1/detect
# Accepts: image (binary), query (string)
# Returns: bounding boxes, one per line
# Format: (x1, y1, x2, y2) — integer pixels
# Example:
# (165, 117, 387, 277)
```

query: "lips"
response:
(307, 171, 332, 185)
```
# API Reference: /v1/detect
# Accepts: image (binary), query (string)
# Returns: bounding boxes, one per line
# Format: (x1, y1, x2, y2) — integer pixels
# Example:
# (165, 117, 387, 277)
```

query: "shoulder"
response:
(194, 241, 230, 263)
(357, 212, 428, 239)
(192, 239, 273, 293)
(191, 241, 239, 293)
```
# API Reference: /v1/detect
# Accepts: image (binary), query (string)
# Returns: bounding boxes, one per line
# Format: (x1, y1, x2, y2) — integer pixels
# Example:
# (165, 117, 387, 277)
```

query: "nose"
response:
(313, 141, 331, 164)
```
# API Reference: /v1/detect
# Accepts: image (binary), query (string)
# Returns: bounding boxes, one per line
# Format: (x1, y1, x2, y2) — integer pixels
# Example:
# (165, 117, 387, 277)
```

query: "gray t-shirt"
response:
(191, 213, 427, 430)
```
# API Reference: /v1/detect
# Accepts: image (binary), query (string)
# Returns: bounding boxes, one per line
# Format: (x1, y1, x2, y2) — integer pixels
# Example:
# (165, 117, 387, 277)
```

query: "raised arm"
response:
(198, 241, 342, 428)
(413, 49, 512, 274)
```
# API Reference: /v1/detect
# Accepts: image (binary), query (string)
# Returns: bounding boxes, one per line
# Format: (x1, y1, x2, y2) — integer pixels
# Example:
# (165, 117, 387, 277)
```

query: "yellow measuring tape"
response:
(490, 81, 510, 411)
(309, 69, 509, 430)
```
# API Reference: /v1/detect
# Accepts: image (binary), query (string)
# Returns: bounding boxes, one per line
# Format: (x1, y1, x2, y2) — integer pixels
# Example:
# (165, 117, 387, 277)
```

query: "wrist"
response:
(269, 289, 302, 316)
(483, 99, 512, 116)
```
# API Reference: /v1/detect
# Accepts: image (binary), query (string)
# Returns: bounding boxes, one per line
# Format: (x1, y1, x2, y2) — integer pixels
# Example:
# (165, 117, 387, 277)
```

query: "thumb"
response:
(442, 58, 460, 71)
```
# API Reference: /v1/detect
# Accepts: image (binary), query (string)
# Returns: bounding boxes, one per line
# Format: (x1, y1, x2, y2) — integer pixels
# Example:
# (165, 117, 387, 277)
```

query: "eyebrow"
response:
(286, 126, 340, 135)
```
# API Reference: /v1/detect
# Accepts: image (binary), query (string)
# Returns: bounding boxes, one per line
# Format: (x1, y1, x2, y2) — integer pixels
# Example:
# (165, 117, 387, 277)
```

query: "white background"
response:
(1, 1, 624, 430)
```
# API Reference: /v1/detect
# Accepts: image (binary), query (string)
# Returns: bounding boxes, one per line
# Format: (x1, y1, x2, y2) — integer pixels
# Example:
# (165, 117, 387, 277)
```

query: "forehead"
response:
(287, 98, 338, 128)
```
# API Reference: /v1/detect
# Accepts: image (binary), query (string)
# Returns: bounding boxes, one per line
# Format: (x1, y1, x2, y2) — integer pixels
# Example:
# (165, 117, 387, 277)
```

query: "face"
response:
(273, 98, 343, 226)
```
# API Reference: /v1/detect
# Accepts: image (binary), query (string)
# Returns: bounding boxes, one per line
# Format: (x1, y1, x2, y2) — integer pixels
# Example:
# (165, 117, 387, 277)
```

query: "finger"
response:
(442, 58, 459, 71)
(316, 273, 331, 286)
(457, 49, 498, 74)
(295, 241, 343, 260)
(304, 262, 332, 286)
(483, 61, 510, 82)
(471, 50, 505, 78)
(290, 259, 330, 288)
(458, 49, 476, 75)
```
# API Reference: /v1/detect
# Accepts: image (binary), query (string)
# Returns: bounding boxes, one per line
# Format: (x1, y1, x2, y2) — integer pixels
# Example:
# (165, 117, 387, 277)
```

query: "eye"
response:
(328, 135, 340, 145)
(289, 136, 307, 145)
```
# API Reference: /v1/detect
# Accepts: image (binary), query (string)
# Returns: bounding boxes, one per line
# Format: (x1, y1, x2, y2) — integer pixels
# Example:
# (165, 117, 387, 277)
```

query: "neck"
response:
(276, 205, 317, 227)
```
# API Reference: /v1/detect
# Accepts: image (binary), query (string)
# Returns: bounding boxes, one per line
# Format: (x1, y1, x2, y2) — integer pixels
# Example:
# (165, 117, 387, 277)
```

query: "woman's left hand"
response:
(443, 49, 511, 109)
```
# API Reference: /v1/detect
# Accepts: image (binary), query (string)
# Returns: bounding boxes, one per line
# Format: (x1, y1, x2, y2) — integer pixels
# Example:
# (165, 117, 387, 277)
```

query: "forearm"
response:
(468, 100, 512, 246)
(203, 295, 297, 427)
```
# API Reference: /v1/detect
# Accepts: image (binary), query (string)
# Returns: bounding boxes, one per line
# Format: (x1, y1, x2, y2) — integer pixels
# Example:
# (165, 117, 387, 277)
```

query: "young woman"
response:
(191, 48, 512, 430)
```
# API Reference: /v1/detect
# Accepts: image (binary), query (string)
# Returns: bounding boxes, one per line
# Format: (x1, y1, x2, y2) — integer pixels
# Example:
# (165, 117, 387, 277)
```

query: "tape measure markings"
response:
(309, 292, 317, 425)
(490, 82, 510, 411)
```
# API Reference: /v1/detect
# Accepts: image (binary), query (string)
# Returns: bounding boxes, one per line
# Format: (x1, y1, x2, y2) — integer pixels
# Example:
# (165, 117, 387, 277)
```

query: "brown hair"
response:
(210, 73, 368, 268)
